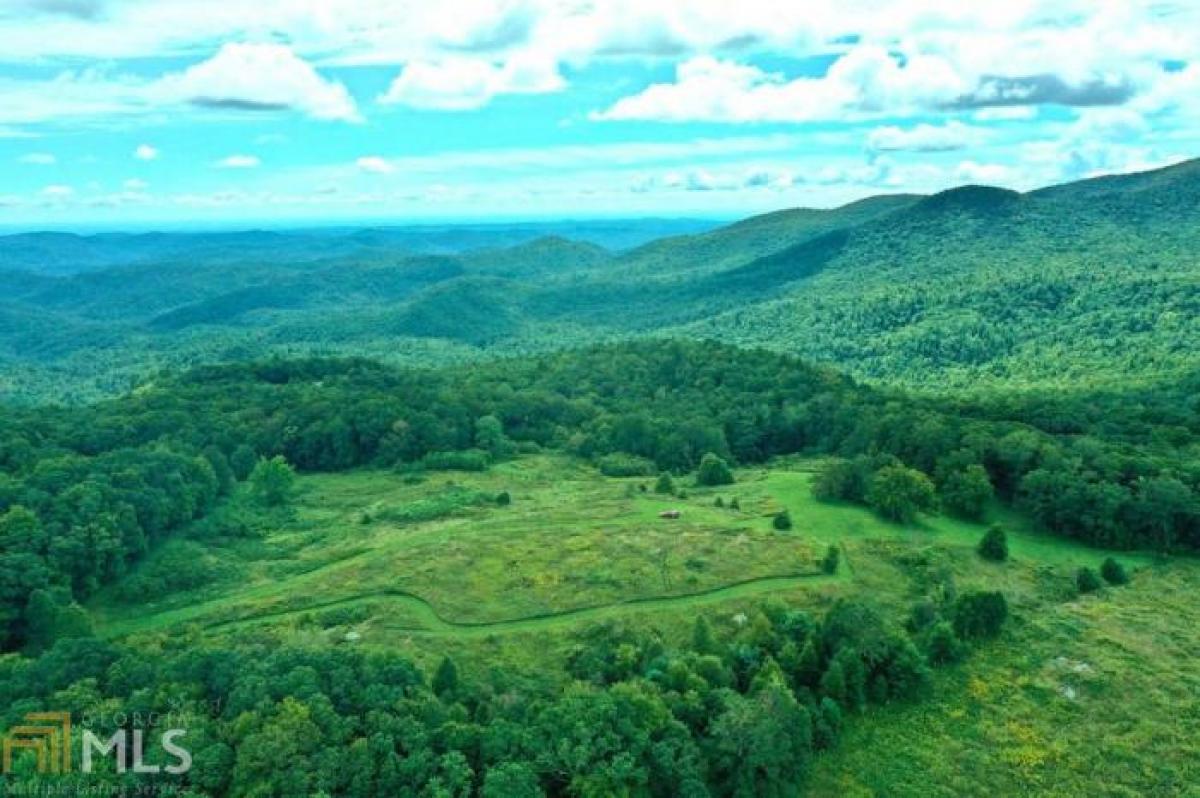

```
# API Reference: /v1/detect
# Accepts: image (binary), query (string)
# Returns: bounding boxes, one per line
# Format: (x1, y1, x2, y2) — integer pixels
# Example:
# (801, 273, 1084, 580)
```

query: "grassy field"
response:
(87, 454, 1195, 795)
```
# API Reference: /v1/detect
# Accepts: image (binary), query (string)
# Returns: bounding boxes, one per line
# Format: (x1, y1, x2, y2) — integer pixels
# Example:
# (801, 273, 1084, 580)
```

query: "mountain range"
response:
(2, 159, 1198, 403)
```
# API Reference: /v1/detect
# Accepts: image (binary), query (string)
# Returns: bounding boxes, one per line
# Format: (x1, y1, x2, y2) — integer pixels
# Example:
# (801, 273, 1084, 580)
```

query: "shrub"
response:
(714, 496, 724, 508)
(977, 524, 1009, 562)
(495, 491, 511, 506)
(867, 464, 937, 524)
(654, 472, 675, 495)
(696, 452, 735, 486)
(821, 544, 840, 574)
(952, 591, 1008, 640)
(249, 455, 295, 506)
(942, 464, 994, 520)
(421, 449, 490, 472)
(729, 497, 741, 510)
(924, 621, 966, 665)
(1100, 557, 1129, 586)
(1076, 566, 1102, 594)
(597, 453, 657, 477)
(773, 510, 793, 531)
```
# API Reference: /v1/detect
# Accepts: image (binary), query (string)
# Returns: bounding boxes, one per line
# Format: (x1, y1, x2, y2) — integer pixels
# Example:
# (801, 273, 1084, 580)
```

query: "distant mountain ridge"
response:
(1, 159, 1197, 402)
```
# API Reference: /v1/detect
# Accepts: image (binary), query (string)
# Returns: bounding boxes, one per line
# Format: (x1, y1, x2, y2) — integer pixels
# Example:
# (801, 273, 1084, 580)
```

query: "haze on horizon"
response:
(2, 0, 1198, 228)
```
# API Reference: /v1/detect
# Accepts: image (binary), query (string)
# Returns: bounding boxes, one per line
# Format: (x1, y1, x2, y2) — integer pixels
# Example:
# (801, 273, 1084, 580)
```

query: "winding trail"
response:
(191, 570, 842, 639)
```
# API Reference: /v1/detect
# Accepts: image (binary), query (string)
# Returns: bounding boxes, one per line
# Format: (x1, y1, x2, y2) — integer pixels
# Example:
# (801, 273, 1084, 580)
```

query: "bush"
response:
(729, 497, 741, 510)
(952, 591, 1008, 640)
(977, 524, 1008, 562)
(495, 491, 511, 506)
(1100, 557, 1129, 586)
(821, 544, 840, 574)
(597, 453, 657, 477)
(924, 621, 966, 665)
(421, 449, 490, 472)
(867, 465, 937, 524)
(714, 496, 724, 508)
(941, 464, 994, 520)
(654, 472, 675, 495)
(249, 455, 295, 506)
(773, 510, 793, 531)
(696, 452, 735, 486)
(1076, 566, 1102, 594)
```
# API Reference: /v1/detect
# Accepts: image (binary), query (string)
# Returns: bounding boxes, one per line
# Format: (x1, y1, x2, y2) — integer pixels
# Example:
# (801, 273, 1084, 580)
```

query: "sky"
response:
(1, 0, 1198, 228)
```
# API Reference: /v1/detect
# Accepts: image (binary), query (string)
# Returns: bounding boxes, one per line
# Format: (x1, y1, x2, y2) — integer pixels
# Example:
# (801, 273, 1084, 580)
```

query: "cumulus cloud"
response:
(867, 121, 981, 153)
(378, 53, 564, 110)
(592, 47, 967, 123)
(158, 43, 361, 123)
(356, 156, 394, 174)
(19, 152, 56, 164)
(216, 154, 261, 169)
(134, 144, 158, 160)
(1022, 108, 1167, 181)
(40, 184, 73, 197)
(0, 1, 1197, 128)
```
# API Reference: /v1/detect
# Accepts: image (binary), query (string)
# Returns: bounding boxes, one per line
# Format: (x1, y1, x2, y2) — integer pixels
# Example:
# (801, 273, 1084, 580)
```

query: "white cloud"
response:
(40, 184, 73, 197)
(216, 154, 261, 169)
(1022, 108, 1167, 181)
(134, 144, 159, 160)
(955, 160, 1012, 184)
(123, 178, 148, 190)
(0, 2, 1196, 129)
(157, 43, 361, 123)
(356, 156, 394, 174)
(18, 152, 56, 164)
(867, 121, 981, 153)
(592, 47, 968, 123)
(378, 53, 564, 110)
(972, 106, 1037, 122)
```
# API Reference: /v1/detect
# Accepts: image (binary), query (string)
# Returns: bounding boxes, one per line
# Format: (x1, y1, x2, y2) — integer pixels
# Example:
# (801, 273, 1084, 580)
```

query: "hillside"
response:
(1, 339, 1196, 796)
(1, 160, 1198, 402)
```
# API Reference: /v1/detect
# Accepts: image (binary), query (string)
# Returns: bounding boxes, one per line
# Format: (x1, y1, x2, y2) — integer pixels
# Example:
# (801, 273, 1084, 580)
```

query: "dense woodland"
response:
(3, 159, 1199, 403)
(2, 335, 1176, 793)
(2, 162, 1199, 795)
(2, 340, 1197, 653)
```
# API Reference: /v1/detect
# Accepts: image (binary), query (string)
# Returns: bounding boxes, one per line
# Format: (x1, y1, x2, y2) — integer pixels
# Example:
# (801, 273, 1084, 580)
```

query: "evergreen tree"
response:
(692, 615, 717, 655)
(432, 656, 459, 698)
(1101, 557, 1129, 586)
(924, 621, 965, 665)
(696, 452, 735, 486)
(952, 591, 1008, 640)
(821, 545, 840, 574)
(977, 523, 1009, 562)
(654, 472, 676, 495)
(773, 510, 793, 531)
(1076, 566, 1102, 594)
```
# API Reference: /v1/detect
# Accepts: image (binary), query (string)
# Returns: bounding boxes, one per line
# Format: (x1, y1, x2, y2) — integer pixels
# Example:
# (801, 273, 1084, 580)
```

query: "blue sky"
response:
(1, 1, 1198, 228)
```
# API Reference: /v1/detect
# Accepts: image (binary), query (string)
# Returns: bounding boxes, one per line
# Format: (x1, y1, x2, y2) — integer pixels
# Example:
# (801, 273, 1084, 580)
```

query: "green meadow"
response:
(79, 453, 1196, 797)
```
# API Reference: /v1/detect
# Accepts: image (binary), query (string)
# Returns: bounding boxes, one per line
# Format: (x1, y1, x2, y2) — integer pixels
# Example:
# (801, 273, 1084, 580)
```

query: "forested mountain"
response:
(2, 159, 1198, 403)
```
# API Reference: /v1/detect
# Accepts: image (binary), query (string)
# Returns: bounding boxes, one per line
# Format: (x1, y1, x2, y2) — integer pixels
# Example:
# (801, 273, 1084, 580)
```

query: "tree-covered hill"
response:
(2, 159, 1198, 401)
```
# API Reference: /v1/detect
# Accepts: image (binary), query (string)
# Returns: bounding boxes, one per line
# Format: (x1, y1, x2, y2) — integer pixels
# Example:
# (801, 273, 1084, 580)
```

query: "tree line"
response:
(1, 340, 1195, 651)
